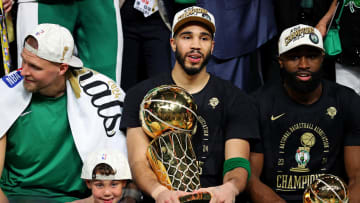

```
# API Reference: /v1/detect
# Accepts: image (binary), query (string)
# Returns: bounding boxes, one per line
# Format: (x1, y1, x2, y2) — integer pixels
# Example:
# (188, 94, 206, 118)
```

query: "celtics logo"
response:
(295, 149, 310, 167)
(202, 13, 211, 21)
(309, 33, 319, 44)
(345, 0, 360, 13)
(290, 132, 316, 172)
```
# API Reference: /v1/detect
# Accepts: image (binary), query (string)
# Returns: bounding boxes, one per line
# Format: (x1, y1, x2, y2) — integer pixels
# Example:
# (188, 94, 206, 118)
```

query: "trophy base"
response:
(179, 192, 212, 203)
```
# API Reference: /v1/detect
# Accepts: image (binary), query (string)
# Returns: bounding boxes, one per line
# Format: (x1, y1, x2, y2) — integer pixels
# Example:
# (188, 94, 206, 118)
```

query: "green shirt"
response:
(1, 93, 89, 202)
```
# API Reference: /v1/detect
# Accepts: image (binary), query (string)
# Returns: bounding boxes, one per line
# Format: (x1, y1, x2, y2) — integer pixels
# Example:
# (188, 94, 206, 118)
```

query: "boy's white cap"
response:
(278, 24, 324, 55)
(81, 149, 132, 180)
(24, 23, 83, 68)
(172, 6, 216, 37)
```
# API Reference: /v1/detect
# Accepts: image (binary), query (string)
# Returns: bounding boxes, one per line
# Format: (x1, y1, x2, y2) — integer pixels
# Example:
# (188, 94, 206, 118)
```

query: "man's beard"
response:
(281, 68, 322, 94)
(175, 48, 211, 76)
(23, 80, 39, 93)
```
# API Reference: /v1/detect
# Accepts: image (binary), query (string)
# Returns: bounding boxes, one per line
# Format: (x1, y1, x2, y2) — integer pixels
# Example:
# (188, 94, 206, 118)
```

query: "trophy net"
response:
(146, 131, 201, 192)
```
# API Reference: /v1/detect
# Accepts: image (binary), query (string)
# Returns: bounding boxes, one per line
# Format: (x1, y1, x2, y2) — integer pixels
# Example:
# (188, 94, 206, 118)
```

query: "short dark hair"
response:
(25, 36, 39, 49)
(173, 21, 214, 39)
(92, 163, 116, 180)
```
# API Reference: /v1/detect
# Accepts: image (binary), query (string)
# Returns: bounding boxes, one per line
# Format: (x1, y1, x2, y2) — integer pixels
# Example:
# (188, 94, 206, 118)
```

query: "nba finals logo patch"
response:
(209, 97, 219, 109)
(35, 29, 45, 36)
(2, 71, 23, 88)
(326, 107, 337, 119)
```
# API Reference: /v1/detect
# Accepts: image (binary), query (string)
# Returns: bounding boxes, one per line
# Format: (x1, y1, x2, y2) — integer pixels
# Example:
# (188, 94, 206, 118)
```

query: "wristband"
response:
(223, 157, 251, 180)
(151, 185, 167, 199)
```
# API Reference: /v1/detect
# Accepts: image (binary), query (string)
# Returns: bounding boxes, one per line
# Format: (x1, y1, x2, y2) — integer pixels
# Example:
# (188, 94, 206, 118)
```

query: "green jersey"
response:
(0, 93, 89, 202)
(175, 0, 196, 4)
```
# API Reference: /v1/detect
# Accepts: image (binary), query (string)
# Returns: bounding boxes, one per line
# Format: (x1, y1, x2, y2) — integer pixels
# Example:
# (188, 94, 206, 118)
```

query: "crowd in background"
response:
(2, 0, 357, 94)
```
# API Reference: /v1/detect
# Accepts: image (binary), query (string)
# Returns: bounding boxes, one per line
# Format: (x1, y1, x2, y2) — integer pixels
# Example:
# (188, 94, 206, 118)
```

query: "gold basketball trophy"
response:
(303, 174, 349, 203)
(140, 85, 211, 202)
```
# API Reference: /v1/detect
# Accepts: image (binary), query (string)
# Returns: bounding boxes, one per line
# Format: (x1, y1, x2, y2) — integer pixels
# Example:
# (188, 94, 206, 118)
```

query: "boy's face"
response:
(86, 179, 126, 203)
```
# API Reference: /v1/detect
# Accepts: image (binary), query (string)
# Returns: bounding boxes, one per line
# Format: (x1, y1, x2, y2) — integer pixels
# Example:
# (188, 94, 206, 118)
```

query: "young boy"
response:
(73, 149, 132, 203)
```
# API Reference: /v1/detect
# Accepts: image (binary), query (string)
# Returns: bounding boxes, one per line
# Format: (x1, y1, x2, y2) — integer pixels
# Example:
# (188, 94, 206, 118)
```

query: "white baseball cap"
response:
(278, 24, 324, 55)
(81, 149, 132, 180)
(24, 23, 83, 68)
(172, 6, 216, 38)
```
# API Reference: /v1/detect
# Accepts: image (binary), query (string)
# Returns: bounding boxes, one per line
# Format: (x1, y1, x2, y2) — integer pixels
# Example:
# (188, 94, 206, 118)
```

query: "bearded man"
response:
(247, 24, 360, 203)
(0, 24, 127, 202)
(120, 6, 260, 203)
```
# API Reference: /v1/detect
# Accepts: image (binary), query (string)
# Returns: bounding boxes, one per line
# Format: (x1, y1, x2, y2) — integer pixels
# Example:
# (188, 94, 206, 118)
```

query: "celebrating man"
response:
(121, 6, 259, 203)
(0, 24, 127, 202)
(247, 24, 360, 203)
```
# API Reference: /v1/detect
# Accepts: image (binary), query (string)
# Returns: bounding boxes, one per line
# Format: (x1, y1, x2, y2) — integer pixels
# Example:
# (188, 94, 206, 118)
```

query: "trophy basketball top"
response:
(140, 85, 198, 139)
(303, 174, 349, 203)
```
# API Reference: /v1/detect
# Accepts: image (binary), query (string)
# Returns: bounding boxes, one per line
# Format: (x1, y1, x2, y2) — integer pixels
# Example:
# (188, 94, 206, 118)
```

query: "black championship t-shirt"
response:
(252, 80, 360, 202)
(121, 73, 259, 188)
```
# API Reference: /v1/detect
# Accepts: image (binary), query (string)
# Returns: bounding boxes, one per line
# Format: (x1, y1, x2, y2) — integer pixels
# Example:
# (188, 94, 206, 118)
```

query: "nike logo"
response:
(271, 113, 285, 121)
(20, 111, 32, 117)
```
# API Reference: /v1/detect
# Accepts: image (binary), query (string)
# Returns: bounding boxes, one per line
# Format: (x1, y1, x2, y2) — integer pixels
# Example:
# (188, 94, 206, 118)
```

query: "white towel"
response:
(0, 68, 127, 161)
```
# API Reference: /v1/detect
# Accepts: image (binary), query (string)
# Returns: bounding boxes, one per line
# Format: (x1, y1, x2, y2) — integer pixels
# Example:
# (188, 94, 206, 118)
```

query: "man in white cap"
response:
(247, 24, 360, 202)
(121, 6, 259, 203)
(0, 23, 127, 202)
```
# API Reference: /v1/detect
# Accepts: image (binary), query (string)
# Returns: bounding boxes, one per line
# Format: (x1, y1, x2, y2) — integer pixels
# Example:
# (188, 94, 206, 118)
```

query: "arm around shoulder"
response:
(246, 152, 286, 203)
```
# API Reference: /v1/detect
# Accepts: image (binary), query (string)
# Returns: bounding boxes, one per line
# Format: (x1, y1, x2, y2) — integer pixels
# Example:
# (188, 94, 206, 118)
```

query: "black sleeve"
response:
(250, 89, 264, 153)
(120, 86, 145, 133)
(225, 89, 260, 144)
(343, 89, 360, 146)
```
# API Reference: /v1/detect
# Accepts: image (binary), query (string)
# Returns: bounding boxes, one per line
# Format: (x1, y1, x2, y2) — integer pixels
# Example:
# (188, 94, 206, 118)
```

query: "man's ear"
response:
(59, 63, 69, 76)
(319, 53, 325, 63)
(170, 38, 176, 52)
(210, 40, 215, 54)
(85, 180, 92, 189)
(278, 57, 284, 68)
(121, 180, 127, 187)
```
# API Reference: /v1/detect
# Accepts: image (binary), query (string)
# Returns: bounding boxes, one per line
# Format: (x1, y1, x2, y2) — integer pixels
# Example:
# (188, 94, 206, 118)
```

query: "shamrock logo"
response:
(345, 0, 360, 13)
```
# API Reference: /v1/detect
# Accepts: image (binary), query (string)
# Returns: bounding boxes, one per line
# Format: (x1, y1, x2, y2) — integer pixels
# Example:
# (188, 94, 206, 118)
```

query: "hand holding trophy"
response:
(140, 85, 211, 202)
(303, 174, 349, 203)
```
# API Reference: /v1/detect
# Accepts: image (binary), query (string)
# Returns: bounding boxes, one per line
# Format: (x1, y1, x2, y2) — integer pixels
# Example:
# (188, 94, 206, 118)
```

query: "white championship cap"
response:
(24, 23, 83, 68)
(81, 149, 132, 180)
(278, 24, 324, 55)
(172, 6, 216, 37)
